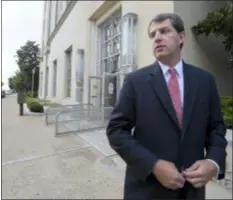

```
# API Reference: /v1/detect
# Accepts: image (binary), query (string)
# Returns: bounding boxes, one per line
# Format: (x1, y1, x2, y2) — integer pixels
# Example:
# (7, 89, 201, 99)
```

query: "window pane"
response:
(122, 19, 128, 57)
(121, 14, 137, 69)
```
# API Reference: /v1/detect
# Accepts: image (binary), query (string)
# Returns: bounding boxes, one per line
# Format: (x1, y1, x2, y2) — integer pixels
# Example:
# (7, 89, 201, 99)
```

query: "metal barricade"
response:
(45, 104, 93, 125)
(212, 144, 232, 191)
(55, 106, 113, 136)
(213, 170, 232, 191)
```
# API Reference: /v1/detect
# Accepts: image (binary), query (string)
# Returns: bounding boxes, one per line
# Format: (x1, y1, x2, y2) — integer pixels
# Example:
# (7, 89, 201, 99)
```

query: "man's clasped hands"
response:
(152, 159, 218, 190)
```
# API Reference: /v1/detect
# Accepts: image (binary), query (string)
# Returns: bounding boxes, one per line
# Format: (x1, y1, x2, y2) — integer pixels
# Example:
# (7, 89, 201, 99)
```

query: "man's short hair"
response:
(148, 13, 185, 48)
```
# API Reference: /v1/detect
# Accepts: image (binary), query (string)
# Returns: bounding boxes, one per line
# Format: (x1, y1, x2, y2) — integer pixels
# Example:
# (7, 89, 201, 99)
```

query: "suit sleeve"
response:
(106, 74, 158, 181)
(205, 75, 228, 180)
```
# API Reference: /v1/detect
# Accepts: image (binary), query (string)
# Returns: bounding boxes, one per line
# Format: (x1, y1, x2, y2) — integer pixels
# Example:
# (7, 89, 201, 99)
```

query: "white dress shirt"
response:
(159, 60, 184, 105)
(158, 60, 220, 178)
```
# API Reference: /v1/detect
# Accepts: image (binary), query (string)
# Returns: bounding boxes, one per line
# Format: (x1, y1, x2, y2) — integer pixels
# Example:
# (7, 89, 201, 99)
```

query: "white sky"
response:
(2, 1, 43, 90)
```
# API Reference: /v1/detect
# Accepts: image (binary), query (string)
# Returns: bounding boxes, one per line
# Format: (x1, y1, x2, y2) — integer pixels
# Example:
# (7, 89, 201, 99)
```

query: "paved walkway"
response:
(2, 95, 122, 199)
(2, 95, 232, 199)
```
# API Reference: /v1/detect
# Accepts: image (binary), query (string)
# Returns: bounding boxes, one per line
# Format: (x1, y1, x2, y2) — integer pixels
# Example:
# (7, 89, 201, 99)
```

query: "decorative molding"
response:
(122, 12, 138, 20)
(77, 49, 84, 54)
(44, 46, 50, 55)
(89, 1, 119, 22)
(47, 1, 77, 46)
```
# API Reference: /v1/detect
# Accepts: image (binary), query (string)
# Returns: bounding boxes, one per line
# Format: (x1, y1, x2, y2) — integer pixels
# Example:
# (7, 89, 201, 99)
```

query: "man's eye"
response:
(150, 32, 156, 38)
(160, 29, 170, 34)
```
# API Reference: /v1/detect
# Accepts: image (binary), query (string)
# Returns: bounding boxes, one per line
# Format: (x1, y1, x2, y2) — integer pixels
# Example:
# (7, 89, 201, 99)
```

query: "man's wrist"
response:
(206, 159, 220, 179)
(152, 159, 161, 175)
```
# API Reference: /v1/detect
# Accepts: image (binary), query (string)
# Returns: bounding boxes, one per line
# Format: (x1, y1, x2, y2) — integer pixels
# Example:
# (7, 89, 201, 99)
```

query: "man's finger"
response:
(170, 180, 184, 190)
(177, 173, 185, 184)
(186, 177, 203, 185)
(183, 170, 202, 179)
(193, 182, 205, 188)
(185, 161, 200, 172)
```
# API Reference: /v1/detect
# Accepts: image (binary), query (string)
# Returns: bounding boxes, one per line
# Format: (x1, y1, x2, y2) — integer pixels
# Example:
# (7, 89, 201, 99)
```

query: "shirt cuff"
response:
(207, 159, 220, 179)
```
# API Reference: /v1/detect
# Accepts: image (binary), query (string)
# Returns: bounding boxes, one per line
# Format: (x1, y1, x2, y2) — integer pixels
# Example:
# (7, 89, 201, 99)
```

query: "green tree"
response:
(192, 1, 233, 56)
(8, 77, 13, 90)
(11, 71, 26, 92)
(1, 82, 3, 87)
(15, 40, 40, 93)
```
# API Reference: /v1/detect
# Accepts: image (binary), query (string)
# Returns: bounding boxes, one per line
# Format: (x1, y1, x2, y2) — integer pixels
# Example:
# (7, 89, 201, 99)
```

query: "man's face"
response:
(149, 19, 185, 60)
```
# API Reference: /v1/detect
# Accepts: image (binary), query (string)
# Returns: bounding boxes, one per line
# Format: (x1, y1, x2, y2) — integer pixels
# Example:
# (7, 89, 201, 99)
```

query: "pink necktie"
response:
(167, 69, 182, 127)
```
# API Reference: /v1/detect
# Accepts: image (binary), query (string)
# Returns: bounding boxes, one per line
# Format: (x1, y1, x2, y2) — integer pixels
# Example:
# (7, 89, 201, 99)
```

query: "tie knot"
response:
(168, 68, 176, 77)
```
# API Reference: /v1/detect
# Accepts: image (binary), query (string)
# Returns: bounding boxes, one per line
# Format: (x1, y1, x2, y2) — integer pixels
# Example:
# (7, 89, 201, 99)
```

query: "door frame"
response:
(88, 76, 103, 108)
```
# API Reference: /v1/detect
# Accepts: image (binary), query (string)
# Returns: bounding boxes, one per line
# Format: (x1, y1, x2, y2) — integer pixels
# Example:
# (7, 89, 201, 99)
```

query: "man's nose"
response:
(154, 32, 162, 42)
(155, 32, 162, 40)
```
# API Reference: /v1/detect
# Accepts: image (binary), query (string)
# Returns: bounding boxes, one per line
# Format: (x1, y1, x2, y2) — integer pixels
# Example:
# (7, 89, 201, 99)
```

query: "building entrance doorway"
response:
(98, 11, 121, 108)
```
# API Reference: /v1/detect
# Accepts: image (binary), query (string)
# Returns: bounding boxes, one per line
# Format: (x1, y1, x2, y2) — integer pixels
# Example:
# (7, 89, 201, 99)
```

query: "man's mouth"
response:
(156, 45, 166, 49)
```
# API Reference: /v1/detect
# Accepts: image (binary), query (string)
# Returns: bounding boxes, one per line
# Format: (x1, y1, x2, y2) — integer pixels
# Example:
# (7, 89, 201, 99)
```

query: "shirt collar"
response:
(158, 60, 183, 77)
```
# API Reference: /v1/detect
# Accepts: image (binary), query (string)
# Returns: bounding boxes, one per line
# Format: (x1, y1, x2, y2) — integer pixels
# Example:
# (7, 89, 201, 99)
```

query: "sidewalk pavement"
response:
(77, 129, 233, 199)
(2, 95, 122, 199)
(2, 95, 232, 199)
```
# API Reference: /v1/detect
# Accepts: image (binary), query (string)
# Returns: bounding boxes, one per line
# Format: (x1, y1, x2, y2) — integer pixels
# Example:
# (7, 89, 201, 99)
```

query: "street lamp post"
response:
(31, 68, 36, 97)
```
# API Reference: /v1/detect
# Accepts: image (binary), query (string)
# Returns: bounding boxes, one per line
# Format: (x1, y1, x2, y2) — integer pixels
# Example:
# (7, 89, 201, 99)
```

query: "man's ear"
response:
(179, 31, 185, 44)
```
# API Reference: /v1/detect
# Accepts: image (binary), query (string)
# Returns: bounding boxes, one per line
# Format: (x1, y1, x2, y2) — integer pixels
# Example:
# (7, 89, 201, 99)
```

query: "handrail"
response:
(45, 103, 93, 125)
(54, 106, 113, 136)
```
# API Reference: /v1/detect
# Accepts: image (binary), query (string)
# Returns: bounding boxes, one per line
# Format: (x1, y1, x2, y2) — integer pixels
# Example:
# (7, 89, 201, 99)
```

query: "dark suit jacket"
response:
(106, 61, 227, 200)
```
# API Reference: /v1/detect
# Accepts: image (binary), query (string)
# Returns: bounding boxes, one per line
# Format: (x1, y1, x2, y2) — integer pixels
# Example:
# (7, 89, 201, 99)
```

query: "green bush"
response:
(26, 91, 38, 98)
(28, 101, 44, 113)
(220, 96, 232, 129)
(33, 91, 38, 98)
(26, 91, 32, 97)
(25, 96, 34, 105)
(25, 96, 44, 113)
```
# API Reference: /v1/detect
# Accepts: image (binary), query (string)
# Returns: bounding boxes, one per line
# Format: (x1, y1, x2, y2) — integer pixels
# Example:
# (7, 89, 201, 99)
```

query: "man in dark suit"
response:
(106, 13, 227, 199)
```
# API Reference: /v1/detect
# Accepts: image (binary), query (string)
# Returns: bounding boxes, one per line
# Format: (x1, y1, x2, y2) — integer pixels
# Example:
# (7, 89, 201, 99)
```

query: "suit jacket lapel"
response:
(148, 62, 180, 131)
(182, 62, 199, 137)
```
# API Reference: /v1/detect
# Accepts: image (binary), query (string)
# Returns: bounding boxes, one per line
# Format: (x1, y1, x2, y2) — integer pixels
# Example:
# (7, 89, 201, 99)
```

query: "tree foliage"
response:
(8, 77, 13, 90)
(9, 41, 40, 94)
(11, 71, 26, 92)
(192, 1, 233, 54)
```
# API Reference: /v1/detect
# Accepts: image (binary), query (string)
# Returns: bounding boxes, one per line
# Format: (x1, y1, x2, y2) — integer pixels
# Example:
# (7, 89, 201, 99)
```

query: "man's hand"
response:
(152, 160, 185, 190)
(182, 160, 218, 188)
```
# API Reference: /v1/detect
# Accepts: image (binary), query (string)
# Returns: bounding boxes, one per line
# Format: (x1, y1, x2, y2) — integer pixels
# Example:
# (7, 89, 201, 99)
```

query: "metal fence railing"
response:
(45, 104, 93, 125)
(54, 106, 113, 136)
(212, 143, 232, 191)
(213, 167, 232, 191)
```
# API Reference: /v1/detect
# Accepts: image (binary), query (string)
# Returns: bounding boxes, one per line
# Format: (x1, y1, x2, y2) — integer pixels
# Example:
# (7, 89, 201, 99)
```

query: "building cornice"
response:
(89, 1, 119, 22)
(47, 1, 77, 46)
